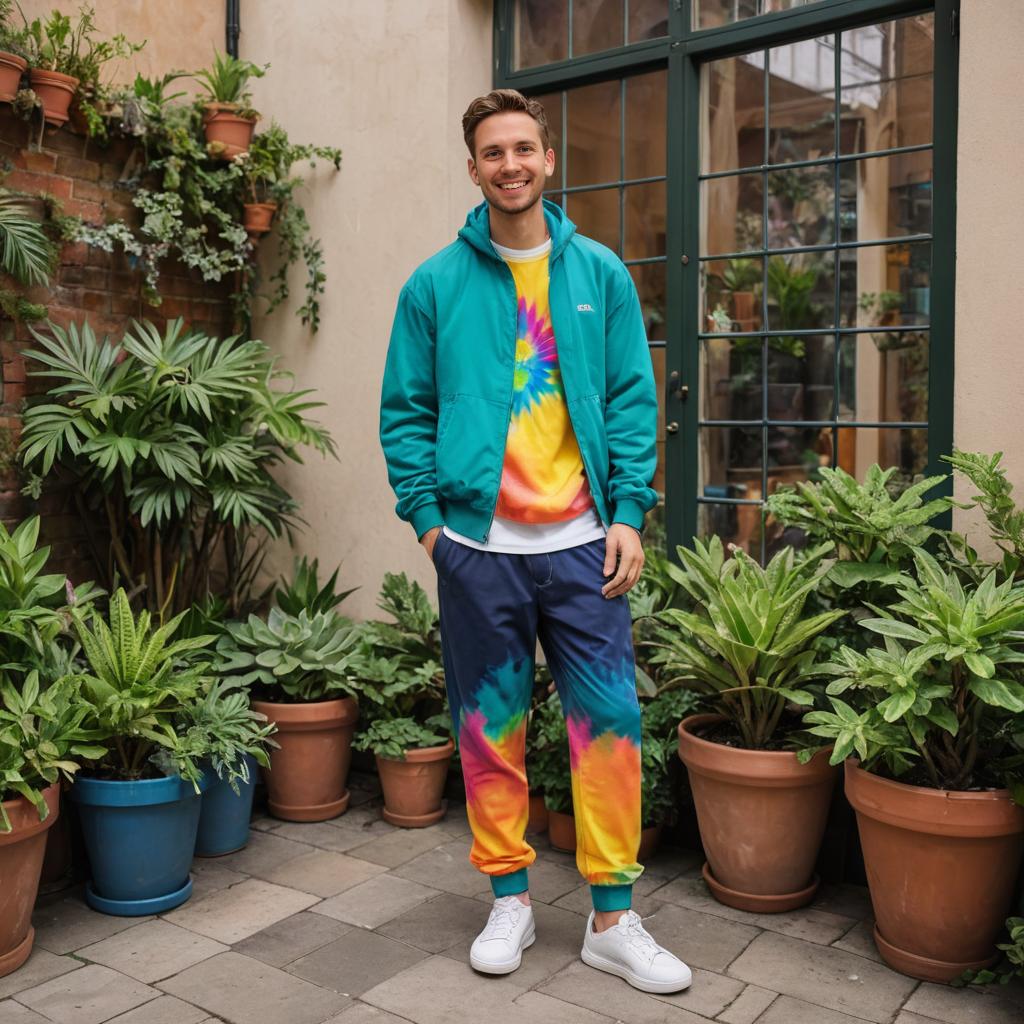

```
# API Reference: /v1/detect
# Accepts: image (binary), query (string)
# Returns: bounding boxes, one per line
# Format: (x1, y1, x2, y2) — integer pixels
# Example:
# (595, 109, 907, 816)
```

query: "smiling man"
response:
(379, 90, 691, 993)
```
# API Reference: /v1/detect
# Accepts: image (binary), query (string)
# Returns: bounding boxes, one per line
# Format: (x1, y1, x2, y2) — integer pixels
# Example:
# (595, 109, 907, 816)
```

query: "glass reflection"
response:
(839, 332, 928, 424)
(573, 0, 625, 57)
(702, 257, 764, 333)
(768, 36, 836, 164)
(701, 173, 763, 256)
(701, 54, 766, 173)
(839, 152, 932, 243)
(567, 80, 621, 187)
(515, 0, 569, 69)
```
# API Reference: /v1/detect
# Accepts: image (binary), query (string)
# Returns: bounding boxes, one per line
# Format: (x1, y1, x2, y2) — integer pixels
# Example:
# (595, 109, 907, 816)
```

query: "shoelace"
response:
(618, 911, 664, 962)
(480, 897, 522, 941)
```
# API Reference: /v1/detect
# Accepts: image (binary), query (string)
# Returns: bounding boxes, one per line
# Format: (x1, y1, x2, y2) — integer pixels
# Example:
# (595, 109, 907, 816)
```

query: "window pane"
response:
(573, 0, 625, 57)
(698, 501, 761, 558)
(567, 80, 621, 187)
(694, 0, 822, 31)
(839, 14, 934, 155)
(630, 263, 667, 340)
(766, 253, 836, 332)
(767, 425, 829, 479)
(701, 336, 763, 422)
(767, 164, 834, 249)
(839, 151, 932, 243)
(768, 36, 835, 165)
(630, 0, 669, 42)
(835, 427, 928, 480)
(839, 242, 931, 328)
(839, 331, 929, 423)
(624, 182, 666, 260)
(515, 0, 568, 69)
(701, 173, 763, 256)
(700, 425, 763, 489)
(567, 187, 620, 253)
(625, 71, 667, 179)
(766, 334, 834, 421)
(701, 54, 765, 173)
(702, 257, 764, 333)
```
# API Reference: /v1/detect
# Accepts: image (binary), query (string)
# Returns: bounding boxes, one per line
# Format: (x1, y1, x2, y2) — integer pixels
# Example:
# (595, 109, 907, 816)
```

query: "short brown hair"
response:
(462, 89, 551, 157)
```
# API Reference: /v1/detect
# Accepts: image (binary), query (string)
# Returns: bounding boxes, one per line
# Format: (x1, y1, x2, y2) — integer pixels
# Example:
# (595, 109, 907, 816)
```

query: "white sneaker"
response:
(581, 909, 692, 994)
(470, 896, 536, 975)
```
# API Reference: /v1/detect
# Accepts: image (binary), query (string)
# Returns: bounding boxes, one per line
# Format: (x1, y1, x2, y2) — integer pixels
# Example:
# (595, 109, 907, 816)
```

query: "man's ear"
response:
(544, 147, 555, 179)
(467, 157, 480, 186)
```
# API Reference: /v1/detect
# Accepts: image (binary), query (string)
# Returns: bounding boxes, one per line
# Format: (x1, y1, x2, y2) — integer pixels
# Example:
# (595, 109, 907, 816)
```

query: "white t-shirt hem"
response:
(443, 509, 606, 555)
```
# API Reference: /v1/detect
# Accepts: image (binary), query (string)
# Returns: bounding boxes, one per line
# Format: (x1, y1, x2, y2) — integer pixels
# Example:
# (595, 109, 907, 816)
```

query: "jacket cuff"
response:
(411, 501, 445, 540)
(611, 499, 647, 533)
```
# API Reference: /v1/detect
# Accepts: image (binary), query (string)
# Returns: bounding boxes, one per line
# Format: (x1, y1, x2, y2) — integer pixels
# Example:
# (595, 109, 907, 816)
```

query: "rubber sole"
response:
(470, 926, 536, 975)
(581, 946, 692, 994)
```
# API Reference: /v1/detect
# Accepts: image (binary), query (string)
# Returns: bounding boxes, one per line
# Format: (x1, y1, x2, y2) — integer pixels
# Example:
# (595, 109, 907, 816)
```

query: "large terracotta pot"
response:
(0, 52, 27, 103)
(638, 823, 663, 862)
(678, 713, 838, 912)
(0, 784, 60, 977)
(375, 739, 454, 827)
(203, 103, 257, 159)
(527, 792, 548, 833)
(547, 808, 576, 852)
(845, 760, 1024, 983)
(28, 69, 78, 126)
(251, 697, 358, 822)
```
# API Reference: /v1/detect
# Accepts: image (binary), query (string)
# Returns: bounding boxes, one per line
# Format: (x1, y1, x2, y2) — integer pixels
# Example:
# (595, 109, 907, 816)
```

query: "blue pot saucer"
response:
(85, 875, 193, 916)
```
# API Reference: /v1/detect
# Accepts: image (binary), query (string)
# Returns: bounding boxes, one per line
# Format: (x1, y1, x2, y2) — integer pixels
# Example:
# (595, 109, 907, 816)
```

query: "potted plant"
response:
(0, 0, 27, 103)
(524, 665, 555, 834)
(216, 607, 362, 822)
(648, 536, 844, 912)
(0, 673, 102, 977)
(68, 589, 217, 915)
(194, 51, 267, 159)
(805, 545, 1024, 983)
(353, 573, 453, 827)
(178, 678, 277, 857)
(528, 692, 575, 851)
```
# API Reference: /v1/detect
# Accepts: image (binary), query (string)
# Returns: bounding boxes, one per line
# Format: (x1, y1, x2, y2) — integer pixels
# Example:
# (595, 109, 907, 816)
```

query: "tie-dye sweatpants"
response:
(434, 533, 643, 912)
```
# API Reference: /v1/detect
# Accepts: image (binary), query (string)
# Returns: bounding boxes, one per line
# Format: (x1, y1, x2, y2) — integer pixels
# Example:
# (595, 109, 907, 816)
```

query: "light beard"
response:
(487, 187, 543, 217)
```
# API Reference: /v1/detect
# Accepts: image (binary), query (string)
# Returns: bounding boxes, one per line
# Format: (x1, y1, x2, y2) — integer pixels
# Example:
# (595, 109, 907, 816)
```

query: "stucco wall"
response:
(242, 1, 492, 619)
(951, 0, 1024, 553)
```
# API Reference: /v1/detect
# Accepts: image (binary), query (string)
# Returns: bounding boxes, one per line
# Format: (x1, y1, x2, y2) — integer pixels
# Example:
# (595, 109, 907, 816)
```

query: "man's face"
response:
(468, 111, 555, 217)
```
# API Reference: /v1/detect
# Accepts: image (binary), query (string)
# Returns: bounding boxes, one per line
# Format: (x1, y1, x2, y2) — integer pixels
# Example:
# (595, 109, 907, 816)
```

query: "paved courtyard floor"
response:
(2, 772, 1022, 1024)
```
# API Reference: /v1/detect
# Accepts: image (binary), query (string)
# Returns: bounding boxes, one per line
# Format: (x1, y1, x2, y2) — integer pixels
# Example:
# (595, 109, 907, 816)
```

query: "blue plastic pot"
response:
(195, 754, 258, 858)
(70, 773, 209, 916)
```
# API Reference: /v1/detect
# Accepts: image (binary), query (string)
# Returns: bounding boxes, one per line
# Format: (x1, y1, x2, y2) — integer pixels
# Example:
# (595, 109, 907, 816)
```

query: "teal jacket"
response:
(379, 199, 658, 543)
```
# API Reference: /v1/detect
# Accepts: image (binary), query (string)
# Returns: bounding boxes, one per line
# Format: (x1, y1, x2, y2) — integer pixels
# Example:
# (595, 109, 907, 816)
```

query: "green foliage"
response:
(71, 589, 216, 781)
(0, 191, 54, 286)
(276, 556, 356, 617)
(528, 692, 573, 814)
(944, 450, 1024, 570)
(961, 917, 1024, 986)
(805, 549, 1024, 790)
(174, 678, 277, 792)
(351, 717, 448, 761)
(215, 608, 362, 703)
(193, 51, 267, 106)
(19, 317, 335, 616)
(0, 671, 106, 831)
(640, 685, 701, 828)
(647, 537, 843, 749)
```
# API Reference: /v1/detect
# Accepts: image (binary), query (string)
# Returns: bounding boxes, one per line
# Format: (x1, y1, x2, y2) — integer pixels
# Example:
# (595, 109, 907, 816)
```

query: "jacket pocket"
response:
(435, 394, 508, 507)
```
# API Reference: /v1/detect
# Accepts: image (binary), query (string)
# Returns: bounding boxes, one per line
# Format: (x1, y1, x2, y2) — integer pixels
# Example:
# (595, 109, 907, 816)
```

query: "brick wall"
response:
(0, 105, 236, 584)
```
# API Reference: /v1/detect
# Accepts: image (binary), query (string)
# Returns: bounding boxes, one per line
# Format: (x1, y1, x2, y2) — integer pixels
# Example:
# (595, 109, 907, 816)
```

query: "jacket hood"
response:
(457, 198, 577, 262)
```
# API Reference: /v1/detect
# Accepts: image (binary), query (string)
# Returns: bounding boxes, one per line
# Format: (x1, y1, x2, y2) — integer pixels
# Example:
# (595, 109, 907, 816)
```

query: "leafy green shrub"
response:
(193, 51, 267, 108)
(215, 608, 362, 703)
(962, 917, 1024, 986)
(19, 318, 335, 616)
(528, 692, 572, 815)
(640, 686, 702, 828)
(275, 556, 355, 617)
(646, 536, 842, 749)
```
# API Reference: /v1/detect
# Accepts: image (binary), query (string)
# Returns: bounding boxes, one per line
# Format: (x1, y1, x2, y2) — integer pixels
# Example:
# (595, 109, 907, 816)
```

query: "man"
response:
(379, 89, 691, 994)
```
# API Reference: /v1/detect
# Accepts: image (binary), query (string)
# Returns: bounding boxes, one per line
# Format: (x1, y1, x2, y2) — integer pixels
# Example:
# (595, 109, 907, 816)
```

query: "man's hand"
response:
(420, 526, 442, 562)
(602, 523, 644, 598)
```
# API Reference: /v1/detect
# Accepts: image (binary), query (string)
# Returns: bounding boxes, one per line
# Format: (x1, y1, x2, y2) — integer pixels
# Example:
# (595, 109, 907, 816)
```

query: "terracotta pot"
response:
(0, 784, 60, 978)
(527, 792, 548, 833)
(638, 823, 663, 862)
(243, 201, 277, 242)
(28, 69, 78, 127)
(845, 760, 1024, 983)
(375, 740, 454, 827)
(0, 52, 27, 103)
(203, 103, 257, 160)
(251, 697, 358, 822)
(547, 808, 576, 852)
(678, 714, 838, 912)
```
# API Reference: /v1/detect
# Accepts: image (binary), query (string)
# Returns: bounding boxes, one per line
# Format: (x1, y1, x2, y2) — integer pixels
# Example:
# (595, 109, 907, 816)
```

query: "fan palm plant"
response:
(0, 192, 53, 286)
(19, 317, 335, 617)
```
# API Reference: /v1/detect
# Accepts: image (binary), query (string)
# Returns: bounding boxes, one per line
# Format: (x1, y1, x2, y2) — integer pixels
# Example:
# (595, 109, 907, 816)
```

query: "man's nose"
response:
(499, 151, 521, 175)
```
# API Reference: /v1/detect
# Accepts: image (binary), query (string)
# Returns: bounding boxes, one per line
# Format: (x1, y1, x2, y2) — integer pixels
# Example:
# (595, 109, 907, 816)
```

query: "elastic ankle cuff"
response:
(591, 884, 632, 912)
(491, 868, 529, 898)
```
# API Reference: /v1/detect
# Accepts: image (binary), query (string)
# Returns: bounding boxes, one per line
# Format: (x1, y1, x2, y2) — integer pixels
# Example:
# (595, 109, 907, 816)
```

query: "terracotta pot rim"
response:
(0, 784, 60, 847)
(845, 759, 1024, 838)
(678, 713, 837, 785)
(0, 51, 27, 70)
(376, 738, 455, 764)
(28, 68, 78, 87)
(203, 104, 259, 124)
(244, 201, 278, 212)
(252, 696, 358, 730)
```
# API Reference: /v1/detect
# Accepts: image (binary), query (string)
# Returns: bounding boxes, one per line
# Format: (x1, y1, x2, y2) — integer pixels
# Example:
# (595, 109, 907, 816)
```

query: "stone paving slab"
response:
(103, 995, 208, 1024)
(753, 993, 876, 1023)
(261, 850, 386, 898)
(715, 984, 777, 1024)
(216, 830, 318, 877)
(376, 893, 489, 954)
(15, 964, 159, 1024)
(0, 949, 80, 999)
(159, 951, 350, 1024)
(391, 841, 491, 898)
(78, 920, 228, 983)
(634, 902, 760, 973)
(260, 822, 372, 854)
(346, 826, 449, 868)
(189, 862, 249, 902)
(903, 980, 1024, 1024)
(233, 910, 351, 968)
(832, 920, 882, 963)
(312, 874, 439, 929)
(31, 897, 146, 956)
(286, 930, 428, 998)
(0, 1002, 49, 1023)
(326, 1005, 417, 1024)
(726, 932, 918, 1023)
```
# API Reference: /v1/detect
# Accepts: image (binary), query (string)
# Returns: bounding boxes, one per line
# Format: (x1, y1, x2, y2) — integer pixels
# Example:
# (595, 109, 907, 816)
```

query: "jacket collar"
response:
(457, 198, 577, 264)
